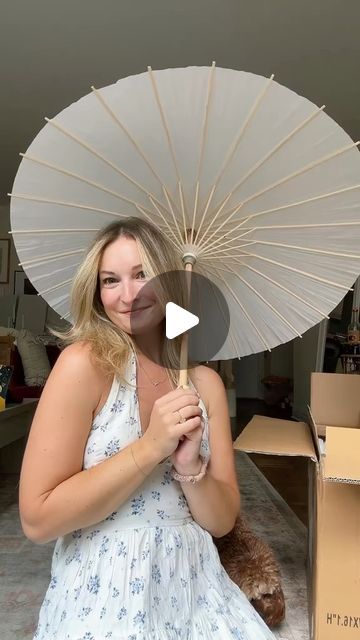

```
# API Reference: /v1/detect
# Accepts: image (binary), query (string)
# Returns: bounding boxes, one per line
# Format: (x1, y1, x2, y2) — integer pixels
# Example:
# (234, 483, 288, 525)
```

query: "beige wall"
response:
(234, 352, 265, 399)
(292, 324, 322, 421)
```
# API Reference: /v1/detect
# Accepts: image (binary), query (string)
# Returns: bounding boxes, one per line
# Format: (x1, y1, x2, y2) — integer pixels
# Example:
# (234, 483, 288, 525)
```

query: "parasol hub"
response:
(182, 253, 196, 266)
(181, 244, 200, 266)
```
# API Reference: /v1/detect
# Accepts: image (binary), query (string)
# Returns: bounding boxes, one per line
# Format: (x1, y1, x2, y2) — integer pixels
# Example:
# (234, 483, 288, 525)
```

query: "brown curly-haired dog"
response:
(213, 515, 285, 628)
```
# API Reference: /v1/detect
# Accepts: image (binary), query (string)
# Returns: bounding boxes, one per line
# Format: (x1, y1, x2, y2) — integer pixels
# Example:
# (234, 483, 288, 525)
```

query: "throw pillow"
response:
(16, 329, 51, 386)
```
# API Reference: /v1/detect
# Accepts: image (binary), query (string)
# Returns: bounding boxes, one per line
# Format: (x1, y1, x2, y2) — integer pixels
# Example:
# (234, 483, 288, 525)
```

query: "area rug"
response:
(235, 452, 309, 640)
(0, 452, 309, 640)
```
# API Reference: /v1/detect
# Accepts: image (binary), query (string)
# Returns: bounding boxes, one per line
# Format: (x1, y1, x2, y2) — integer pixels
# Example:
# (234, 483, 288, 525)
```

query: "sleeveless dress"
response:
(33, 352, 275, 640)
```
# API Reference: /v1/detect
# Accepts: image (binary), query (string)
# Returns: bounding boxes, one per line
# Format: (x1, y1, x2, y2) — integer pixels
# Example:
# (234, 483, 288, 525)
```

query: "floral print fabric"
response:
(33, 353, 275, 640)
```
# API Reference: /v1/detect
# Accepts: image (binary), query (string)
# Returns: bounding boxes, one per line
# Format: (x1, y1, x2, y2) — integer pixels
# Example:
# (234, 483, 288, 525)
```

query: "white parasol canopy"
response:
(9, 64, 360, 363)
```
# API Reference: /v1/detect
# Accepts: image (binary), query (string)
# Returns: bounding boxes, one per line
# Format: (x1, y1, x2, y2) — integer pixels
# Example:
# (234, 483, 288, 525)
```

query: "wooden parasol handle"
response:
(178, 261, 193, 388)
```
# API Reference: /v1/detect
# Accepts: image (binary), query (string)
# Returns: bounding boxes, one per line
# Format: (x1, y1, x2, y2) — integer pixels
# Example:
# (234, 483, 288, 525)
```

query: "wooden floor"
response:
(234, 399, 308, 528)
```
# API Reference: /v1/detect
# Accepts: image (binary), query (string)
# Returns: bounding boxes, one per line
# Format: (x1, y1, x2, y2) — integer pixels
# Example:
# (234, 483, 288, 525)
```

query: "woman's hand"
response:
(141, 386, 202, 461)
(170, 417, 204, 475)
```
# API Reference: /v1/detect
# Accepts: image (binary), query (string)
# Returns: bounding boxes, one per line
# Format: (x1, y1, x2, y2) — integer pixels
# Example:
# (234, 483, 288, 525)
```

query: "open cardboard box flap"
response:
(323, 426, 360, 484)
(233, 414, 317, 461)
(311, 372, 360, 435)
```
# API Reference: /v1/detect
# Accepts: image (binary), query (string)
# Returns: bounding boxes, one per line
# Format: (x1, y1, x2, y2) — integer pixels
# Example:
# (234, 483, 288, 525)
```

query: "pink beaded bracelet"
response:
(170, 457, 208, 484)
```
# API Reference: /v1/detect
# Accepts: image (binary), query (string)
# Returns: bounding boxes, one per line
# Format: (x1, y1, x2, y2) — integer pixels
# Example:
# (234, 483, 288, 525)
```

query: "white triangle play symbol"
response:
(166, 302, 199, 339)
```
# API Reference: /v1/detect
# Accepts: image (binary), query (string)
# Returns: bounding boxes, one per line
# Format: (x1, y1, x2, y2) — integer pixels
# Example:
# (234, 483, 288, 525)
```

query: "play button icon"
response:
(166, 302, 199, 339)
(129, 269, 230, 369)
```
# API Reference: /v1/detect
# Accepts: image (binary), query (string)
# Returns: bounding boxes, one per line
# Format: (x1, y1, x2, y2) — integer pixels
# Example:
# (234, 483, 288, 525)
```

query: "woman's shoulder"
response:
(52, 341, 114, 409)
(189, 364, 225, 415)
(190, 363, 224, 387)
(57, 340, 93, 365)
(54, 340, 106, 384)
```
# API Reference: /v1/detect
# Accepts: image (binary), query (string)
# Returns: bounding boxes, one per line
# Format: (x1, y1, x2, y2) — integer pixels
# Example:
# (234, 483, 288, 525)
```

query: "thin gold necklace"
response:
(138, 358, 167, 387)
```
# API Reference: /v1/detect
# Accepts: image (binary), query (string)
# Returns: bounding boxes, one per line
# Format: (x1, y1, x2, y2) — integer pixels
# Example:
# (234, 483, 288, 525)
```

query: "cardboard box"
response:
(233, 372, 360, 640)
(310, 372, 360, 437)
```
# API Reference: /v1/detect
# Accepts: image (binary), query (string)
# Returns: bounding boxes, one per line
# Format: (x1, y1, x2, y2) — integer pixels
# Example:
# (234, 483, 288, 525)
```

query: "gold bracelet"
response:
(130, 445, 148, 477)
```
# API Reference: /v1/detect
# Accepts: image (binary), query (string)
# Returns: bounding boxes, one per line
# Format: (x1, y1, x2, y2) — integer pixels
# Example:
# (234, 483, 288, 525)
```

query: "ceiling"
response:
(1, 0, 360, 205)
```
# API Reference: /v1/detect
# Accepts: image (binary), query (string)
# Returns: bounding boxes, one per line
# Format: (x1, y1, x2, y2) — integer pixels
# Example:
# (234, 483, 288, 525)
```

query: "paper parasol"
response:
(9, 64, 360, 385)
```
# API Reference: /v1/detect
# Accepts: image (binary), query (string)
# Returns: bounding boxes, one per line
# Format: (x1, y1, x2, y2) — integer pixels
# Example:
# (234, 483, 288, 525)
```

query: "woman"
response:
(19, 217, 275, 639)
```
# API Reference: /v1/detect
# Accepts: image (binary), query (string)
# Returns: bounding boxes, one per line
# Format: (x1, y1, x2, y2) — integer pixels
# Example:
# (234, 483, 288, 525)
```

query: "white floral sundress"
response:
(33, 352, 275, 640)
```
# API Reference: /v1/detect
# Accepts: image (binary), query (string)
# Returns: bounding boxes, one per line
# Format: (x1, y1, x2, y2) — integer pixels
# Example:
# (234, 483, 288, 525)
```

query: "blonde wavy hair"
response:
(53, 216, 199, 388)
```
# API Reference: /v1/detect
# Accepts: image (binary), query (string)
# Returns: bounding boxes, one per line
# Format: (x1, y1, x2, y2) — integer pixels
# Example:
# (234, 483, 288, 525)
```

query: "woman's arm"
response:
(19, 344, 161, 544)
(175, 366, 241, 538)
